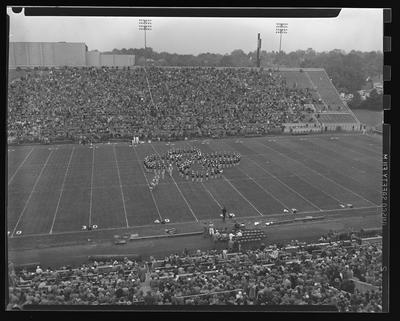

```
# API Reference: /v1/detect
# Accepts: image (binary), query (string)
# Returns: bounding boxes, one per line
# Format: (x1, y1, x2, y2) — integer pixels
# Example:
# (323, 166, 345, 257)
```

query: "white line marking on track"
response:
(8, 147, 34, 185)
(49, 147, 75, 234)
(260, 141, 380, 207)
(11, 150, 54, 237)
(132, 145, 163, 221)
(113, 145, 129, 228)
(150, 143, 199, 222)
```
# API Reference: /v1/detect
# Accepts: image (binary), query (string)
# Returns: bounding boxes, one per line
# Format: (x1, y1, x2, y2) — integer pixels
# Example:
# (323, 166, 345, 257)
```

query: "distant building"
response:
(9, 42, 88, 68)
(86, 50, 135, 67)
(373, 82, 383, 94)
(339, 92, 354, 103)
(357, 89, 370, 101)
(9, 42, 135, 68)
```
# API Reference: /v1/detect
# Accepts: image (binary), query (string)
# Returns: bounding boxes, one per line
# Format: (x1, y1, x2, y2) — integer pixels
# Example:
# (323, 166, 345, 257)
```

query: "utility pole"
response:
(256, 33, 262, 68)
(275, 23, 288, 70)
(138, 19, 152, 66)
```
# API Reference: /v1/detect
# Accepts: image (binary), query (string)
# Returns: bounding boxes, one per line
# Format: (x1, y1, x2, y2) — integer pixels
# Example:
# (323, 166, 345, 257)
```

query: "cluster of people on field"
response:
(143, 147, 241, 189)
(8, 235, 382, 311)
(8, 66, 317, 144)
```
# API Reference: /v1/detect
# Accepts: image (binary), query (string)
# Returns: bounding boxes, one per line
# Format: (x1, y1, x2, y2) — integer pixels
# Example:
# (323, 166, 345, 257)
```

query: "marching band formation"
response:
(143, 147, 241, 191)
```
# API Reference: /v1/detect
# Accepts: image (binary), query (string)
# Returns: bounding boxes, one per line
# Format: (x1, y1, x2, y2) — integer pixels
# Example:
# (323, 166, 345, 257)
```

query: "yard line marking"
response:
(296, 138, 382, 178)
(113, 145, 129, 228)
(88, 147, 95, 227)
(222, 175, 264, 216)
(132, 145, 163, 221)
(336, 139, 382, 158)
(49, 147, 75, 234)
(183, 142, 222, 209)
(11, 150, 54, 237)
(308, 137, 382, 170)
(216, 140, 325, 212)
(150, 143, 199, 222)
(246, 156, 323, 211)
(201, 183, 222, 208)
(233, 143, 347, 207)
(13, 205, 381, 239)
(8, 147, 34, 185)
(259, 141, 380, 207)
(235, 166, 293, 212)
(201, 143, 263, 217)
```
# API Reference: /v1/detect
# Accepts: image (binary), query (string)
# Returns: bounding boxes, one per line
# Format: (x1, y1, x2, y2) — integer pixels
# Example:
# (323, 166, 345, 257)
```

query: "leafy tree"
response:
(348, 91, 362, 109)
(219, 55, 234, 67)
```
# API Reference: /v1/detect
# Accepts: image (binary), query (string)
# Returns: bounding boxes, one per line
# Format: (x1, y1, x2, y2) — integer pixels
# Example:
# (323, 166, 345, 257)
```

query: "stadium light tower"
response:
(138, 19, 152, 65)
(275, 23, 288, 71)
(275, 22, 288, 53)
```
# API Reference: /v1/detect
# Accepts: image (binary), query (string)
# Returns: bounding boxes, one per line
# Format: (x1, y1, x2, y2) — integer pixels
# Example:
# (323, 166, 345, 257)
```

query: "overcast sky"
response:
(8, 8, 383, 54)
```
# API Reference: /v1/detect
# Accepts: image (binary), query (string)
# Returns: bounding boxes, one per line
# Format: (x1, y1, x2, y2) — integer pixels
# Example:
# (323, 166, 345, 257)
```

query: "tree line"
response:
(348, 89, 383, 111)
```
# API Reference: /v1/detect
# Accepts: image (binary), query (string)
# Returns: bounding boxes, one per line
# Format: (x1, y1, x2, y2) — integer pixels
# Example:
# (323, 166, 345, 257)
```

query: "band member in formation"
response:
(143, 148, 241, 190)
(131, 136, 139, 146)
(149, 174, 160, 191)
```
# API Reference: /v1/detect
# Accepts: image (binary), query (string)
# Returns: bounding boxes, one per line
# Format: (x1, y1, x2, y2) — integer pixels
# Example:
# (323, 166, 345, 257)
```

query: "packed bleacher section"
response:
(8, 234, 382, 311)
(8, 67, 321, 144)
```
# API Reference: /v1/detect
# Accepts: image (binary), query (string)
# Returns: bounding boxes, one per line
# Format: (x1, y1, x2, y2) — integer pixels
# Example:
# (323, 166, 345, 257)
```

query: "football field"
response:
(7, 133, 382, 240)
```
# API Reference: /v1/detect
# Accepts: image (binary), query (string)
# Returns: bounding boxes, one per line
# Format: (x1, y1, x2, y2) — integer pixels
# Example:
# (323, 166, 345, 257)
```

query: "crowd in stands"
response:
(8, 66, 318, 144)
(8, 235, 382, 311)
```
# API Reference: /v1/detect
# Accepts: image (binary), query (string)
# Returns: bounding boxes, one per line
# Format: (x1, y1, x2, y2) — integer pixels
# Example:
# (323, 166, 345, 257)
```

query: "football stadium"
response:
(7, 34, 383, 310)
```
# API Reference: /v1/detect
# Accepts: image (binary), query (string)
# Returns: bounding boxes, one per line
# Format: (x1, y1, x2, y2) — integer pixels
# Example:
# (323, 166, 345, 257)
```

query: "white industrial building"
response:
(9, 42, 135, 68)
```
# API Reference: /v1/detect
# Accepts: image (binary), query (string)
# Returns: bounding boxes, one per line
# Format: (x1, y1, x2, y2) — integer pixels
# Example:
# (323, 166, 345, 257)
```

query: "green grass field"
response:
(8, 133, 382, 250)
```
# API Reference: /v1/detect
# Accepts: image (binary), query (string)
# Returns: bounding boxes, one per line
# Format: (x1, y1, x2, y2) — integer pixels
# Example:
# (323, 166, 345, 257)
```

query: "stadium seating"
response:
(8, 234, 382, 311)
(8, 67, 325, 143)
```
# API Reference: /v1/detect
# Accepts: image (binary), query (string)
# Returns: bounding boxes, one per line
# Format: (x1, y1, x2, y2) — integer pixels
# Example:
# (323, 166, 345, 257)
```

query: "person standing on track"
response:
(221, 206, 227, 222)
